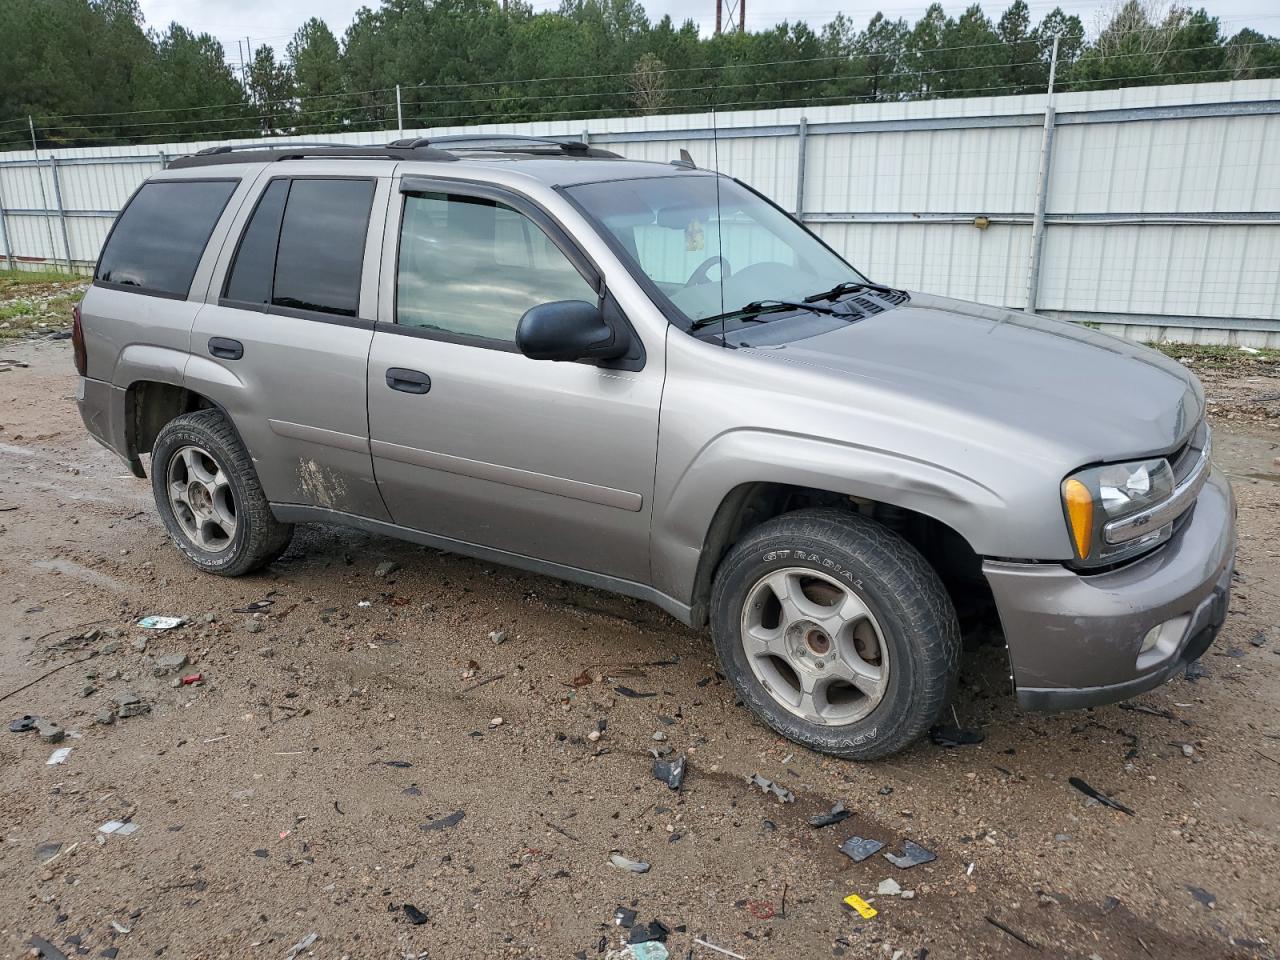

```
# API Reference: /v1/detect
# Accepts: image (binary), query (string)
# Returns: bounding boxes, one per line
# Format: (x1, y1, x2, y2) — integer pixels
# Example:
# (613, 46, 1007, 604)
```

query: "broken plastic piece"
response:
(746, 773, 795, 803)
(1068, 776, 1135, 816)
(419, 810, 465, 832)
(233, 600, 274, 613)
(807, 801, 850, 828)
(609, 852, 651, 873)
(928, 725, 984, 747)
(46, 747, 72, 765)
(876, 878, 902, 896)
(883, 839, 937, 869)
(9, 714, 38, 733)
(614, 906, 638, 928)
(652, 754, 686, 791)
(138, 616, 184, 630)
(285, 932, 318, 960)
(631, 944, 670, 960)
(1184, 661, 1209, 682)
(614, 686, 656, 698)
(628, 919, 670, 944)
(401, 903, 428, 925)
(839, 836, 884, 863)
(842, 894, 878, 919)
(692, 939, 746, 959)
(181, 673, 203, 686)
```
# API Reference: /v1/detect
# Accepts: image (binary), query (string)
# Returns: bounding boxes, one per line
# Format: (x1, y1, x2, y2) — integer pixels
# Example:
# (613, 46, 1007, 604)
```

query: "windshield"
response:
(567, 175, 867, 328)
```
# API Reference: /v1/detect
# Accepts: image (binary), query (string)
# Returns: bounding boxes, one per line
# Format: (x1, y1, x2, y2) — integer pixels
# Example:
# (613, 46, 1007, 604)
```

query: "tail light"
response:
(72, 302, 87, 376)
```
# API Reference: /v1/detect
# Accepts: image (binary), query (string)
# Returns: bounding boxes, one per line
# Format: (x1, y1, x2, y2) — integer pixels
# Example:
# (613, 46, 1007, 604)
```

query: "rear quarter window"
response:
(96, 179, 238, 298)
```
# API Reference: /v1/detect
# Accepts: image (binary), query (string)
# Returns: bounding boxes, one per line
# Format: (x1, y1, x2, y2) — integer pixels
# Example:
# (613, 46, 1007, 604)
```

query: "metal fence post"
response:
(49, 155, 74, 273)
(29, 117, 59, 270)
(158, 150, 169, 169)
(795, 116, 808, 217)
(1025, 37, 1059, 314)
(0, 170, 14, 271)
(396, 85, 404, 139)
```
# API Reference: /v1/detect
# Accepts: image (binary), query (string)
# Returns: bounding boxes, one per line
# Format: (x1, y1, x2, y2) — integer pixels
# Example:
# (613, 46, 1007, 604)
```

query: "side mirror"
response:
(515, 300, 627, 362)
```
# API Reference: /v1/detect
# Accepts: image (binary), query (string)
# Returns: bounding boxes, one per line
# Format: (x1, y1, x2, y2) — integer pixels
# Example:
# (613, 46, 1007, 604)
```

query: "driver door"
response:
(366, 180, 663, 584)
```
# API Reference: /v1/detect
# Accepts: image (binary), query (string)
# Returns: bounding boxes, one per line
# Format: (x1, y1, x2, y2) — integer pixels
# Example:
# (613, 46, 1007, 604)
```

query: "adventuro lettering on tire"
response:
(710, 507, 961, 760)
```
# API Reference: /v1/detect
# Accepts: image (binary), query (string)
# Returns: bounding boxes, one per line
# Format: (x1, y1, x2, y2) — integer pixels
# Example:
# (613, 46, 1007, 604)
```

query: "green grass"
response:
(1151, 342, 1280, 368)
(0, 267, 82, 290)
(0, 287, 83, 340)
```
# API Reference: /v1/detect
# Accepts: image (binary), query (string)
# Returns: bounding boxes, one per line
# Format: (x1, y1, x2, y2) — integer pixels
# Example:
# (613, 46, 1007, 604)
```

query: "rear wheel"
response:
(710, 507, 960, 759)
(151, 410, 293, 576)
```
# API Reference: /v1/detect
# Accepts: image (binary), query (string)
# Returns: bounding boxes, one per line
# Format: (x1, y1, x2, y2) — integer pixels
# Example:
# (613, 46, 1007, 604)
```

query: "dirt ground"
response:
(1, 331, 1279, 960)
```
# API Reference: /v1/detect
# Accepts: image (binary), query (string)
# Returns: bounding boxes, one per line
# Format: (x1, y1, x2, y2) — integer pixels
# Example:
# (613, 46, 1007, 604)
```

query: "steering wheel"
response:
(685, 255, 732, 287)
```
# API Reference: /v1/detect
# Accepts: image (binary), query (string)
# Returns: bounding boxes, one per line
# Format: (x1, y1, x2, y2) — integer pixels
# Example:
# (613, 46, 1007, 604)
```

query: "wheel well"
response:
(689, 482, 993, 629)
(125, 381, 218, 468)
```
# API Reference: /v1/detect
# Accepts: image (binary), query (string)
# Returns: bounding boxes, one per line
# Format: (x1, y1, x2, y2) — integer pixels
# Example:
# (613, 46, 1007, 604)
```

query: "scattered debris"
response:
(807, 801, 851, 828)
(842, 894, 878, 920)
(1185, 661, 1210, 682)
(233, 599, 274, 613)
(1068, 777, 1135, 816)
(985, 915, 1038, 949)
(652, 754, 686, 791)
(929, 725, 984, 747)
(1102, 895, 1121, 914)
(460, 673, 505, 693)
(692, 937, 747, 959)
(98, 820, 139, 836)
(1187, 885, 1216, 909)
(284, 931, 318, 959)
(8, 714, 38, 733)
(400, 903, 429, 925)
(36, 718, 65, 743)
(27, 936, 69, 960)
(840, 836, 885, 863)
(629, 944, 670, 960)
(375, 561, 400, 577)
(628, 918, 671, 944)
(651, 730, 668, 742)
(489, 716, 504, 729)
(614, 906, 639, 927)
(1118, 701, 1189, 724)
(154, 653, 189, 676)
(181, 673, 204, 686)
(1249, 630, 1268, 648)
(115, 691, 151, 718)
(138, 616, 184, 630)
(746, 773, 795, 803)
(609, 852, 651, 873)
(615, 686, 656, 699)
(883, 839, 937, 869)
(46, 746, 72, 765)
(489, 629, 508, 644)
(384, 760, 413, 768)
(877, 878, 902, 896)
(569, 669, 594, 688)
(420, 810, 465, 832)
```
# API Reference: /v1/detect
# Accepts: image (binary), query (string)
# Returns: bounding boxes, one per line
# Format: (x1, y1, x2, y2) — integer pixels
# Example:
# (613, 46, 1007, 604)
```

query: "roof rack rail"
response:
(167, 143, 458, 169)
(389, 134, 621, 159)
(193, 142, 346, 155)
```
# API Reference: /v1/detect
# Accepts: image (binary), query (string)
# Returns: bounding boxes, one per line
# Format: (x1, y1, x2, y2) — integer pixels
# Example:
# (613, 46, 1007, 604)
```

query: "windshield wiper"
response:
(690, 299, 837, 331)
(803, 279, 901, 303)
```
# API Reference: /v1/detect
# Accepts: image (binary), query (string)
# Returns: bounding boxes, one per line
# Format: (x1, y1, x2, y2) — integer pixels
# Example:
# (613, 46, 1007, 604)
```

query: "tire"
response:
(150, 409, 293, 577)
(710, 507, 960, 760)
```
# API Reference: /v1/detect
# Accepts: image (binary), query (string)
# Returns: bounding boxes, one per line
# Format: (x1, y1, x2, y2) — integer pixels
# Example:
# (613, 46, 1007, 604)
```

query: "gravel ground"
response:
(1, 335, 1278, 960)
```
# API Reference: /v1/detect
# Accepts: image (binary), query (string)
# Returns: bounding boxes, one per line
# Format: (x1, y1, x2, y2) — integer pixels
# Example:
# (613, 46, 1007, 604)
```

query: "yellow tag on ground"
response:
(843, 894, 877, 919)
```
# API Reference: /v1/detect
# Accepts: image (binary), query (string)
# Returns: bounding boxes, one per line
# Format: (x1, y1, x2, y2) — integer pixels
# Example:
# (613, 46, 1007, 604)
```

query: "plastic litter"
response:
(877, 878, 902, 896)
(652, 754, 686, 791)
(928, 725, 985, 747)
(839, 836, 884, 863)
(628, 919, 671, 944)
(181, 673, 203, 686)
(284, 932, 318, 959)
(1068, 776, 1135, 816)
(883, 839, 937, 869)
(1185, 661, 1209, 682)
(692, 938, 747, 959)
(138, 616, 184, 630)
(28, 935, 69, 960)
(9, 714, 38, 733)
(807, 801, 850, 828)
(233, 600, 274, 613)
(420, 810, 465, 832)
(746, 773, 795, 803)
(985, 916, 1037, 949)
(46, 746, 72, 765)
(842, 894, 877, 920)
(630, 944, 670, 960)
(401, 903, 429, 925)
(614, 686, 656, 699)
(609, 852, 651, 873)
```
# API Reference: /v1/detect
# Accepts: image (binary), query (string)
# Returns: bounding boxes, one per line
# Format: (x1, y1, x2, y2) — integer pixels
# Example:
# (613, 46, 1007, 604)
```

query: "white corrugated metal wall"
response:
(1, 78, 1278, 344)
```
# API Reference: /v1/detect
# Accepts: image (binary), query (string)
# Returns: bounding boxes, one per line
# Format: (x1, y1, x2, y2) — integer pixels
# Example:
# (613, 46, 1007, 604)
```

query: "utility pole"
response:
(715, 0, 721, 35)
(739, 0, 745, 33)
(1025, 34, 1061, 315)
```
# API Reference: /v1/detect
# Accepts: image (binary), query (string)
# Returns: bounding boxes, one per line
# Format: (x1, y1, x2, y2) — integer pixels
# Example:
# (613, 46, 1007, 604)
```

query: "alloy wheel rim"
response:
(739, 566, 889, 726)
(166, 444, 237, 553)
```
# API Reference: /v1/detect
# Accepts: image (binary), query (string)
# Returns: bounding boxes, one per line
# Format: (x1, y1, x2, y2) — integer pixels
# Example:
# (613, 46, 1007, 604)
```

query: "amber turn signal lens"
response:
(1062, 478, 1094, 559)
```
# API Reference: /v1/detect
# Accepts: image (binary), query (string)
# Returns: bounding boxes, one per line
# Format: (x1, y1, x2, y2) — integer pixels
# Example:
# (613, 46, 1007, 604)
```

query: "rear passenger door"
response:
(187, 170, 391, 520)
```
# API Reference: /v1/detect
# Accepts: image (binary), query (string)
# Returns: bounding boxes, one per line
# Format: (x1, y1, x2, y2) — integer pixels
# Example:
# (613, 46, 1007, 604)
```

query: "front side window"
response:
(397, 192, 596, 342)
(224, 177, 374, 317)
(567, 175, 865, 328)
(97, 179, 237, 297)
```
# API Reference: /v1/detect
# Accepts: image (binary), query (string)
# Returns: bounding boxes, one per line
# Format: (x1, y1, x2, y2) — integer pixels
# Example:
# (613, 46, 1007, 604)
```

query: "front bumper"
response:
(983, 468, 1236, 711)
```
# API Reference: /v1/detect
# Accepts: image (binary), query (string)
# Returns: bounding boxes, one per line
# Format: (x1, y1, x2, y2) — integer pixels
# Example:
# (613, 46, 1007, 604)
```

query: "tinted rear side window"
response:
(271, 179, 374, 317)
(97, 180, 237, 297)
(223, 179, 289, 306)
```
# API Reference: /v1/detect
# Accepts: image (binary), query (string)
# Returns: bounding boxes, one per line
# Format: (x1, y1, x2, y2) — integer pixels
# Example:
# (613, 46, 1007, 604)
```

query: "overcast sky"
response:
(135, 0, 1280, 67)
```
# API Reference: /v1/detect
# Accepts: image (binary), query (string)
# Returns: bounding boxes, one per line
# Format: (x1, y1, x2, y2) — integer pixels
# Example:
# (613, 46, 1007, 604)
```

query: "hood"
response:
(741, 292, 1202, 464)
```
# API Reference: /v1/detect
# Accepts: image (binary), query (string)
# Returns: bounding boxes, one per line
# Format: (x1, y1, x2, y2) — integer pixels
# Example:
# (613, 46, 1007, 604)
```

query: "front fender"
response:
(651, 428, 1007, 606)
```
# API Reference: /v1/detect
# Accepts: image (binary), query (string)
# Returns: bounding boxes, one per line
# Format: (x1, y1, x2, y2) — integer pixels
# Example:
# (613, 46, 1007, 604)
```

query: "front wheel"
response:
(151, 409, 293, 577)
(710, 507, 960, 760)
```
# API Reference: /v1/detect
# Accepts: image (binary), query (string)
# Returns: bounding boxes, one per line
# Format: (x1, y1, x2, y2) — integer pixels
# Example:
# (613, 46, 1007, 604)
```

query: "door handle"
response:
(208, 337, 243, 361)
(385, 367, 432, 394)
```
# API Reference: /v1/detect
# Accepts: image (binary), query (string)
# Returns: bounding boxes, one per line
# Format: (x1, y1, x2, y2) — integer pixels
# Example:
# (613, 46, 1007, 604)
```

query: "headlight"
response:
(1061, 457, 1176, 566)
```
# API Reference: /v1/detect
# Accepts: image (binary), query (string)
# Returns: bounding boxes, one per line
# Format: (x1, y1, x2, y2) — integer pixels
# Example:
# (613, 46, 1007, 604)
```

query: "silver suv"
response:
(74, 136, 1235, 759)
